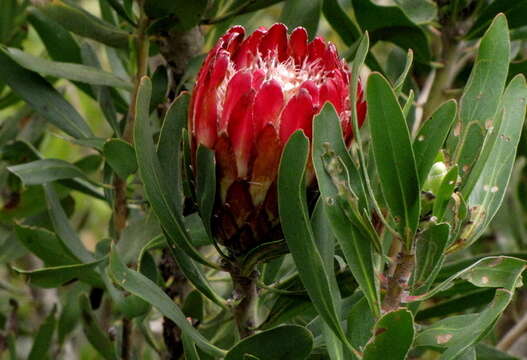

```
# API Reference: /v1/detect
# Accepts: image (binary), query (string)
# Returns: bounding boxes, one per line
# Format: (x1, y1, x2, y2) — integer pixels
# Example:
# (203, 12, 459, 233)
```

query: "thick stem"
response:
(231, 267, 258, 338)
(382, 246, 415, 313)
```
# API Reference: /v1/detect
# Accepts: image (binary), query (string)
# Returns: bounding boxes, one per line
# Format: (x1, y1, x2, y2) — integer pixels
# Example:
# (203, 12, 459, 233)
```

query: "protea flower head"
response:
(189, 24, 366, 256)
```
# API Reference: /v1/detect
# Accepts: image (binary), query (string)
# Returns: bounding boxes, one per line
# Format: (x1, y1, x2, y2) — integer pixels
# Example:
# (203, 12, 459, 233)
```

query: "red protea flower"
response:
(189, 24, 366, 256)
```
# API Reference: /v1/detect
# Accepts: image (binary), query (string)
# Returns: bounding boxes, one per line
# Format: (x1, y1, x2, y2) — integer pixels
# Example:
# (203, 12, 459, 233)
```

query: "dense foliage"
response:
(1, 0, 527, 359)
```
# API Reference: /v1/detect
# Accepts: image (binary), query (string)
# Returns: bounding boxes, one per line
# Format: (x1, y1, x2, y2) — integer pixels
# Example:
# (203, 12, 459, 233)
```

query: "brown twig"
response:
(382, 245, 415, 313)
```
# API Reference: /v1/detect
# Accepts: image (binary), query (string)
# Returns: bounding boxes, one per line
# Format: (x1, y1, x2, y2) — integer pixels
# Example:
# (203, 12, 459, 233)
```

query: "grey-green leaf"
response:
(15, 259, 104, 288)
(224, 325, 314, 360)
(6, 48, 132, 90)
(362, 309, 415, 360)
(454, 75, 527, 251)
(79, 294, 118, 360)
(414, 100, 457, 185)
(448, 14, 510, 179)
(8, 159, 89, 185)
(367, 72, 420, 242)
(103, 139, 137, 179)
(37, 0, 130, 49)
(108, 247, 226, 358)
(0, 48, 93, 139)
(278, 130, 355, 354)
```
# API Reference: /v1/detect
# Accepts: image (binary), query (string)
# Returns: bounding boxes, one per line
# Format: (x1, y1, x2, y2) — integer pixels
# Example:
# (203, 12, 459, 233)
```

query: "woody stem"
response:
(382, 244, 415, 313)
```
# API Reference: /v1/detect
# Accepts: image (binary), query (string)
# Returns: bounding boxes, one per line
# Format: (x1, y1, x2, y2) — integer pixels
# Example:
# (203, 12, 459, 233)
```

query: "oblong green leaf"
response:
(37, 0, 130, 48)
(414, 100, 457, 185)
(133, 76, 215, 268)
(279, 0, 322, 38)
(6, 48, 132, 90)
(224, 325, 314, 360)
(44, 183, 95, 263)
(454, 75, 527, 250)
(28, 307, 56, 360)
(108, 248, 227, 358)
(278, 130, 356, 354)
(362, 309, 415, 360)
(14, 224, 77, 266)
(449, 14, 510, 179)
(367, 72, 420, 242)
(8, 159, 89, 185)
(15, 259, 104, 288)
(412, 256, 526, 302)
(0, 48, 93, 139)
(157, 92, 190, 213)
(312, 104, 380, 317)
(103, 139, 137, 179)
(79, 294, 118, 360)
(467, 0, 527, 39)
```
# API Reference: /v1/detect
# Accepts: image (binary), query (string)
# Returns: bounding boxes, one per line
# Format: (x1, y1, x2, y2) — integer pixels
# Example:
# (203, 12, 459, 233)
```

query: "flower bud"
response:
(189, 24, 367, 256)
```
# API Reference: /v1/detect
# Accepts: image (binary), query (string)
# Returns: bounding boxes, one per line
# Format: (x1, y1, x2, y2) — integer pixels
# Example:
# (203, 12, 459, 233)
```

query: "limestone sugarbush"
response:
(1, 1, 527, 359)
(189, 24, 366, 256)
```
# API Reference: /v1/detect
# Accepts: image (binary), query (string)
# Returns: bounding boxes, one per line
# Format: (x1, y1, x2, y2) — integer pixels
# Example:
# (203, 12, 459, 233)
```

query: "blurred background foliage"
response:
(1, 0, 527, 359)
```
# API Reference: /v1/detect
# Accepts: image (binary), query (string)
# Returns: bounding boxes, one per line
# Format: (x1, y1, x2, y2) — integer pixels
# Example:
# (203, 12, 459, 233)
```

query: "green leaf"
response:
(394, 49, 414, 94)
(79, 42, 121, 135)
(27, 7, 82, 64)
(322, 0, 360, 44)
(367, 72, 420, 242)
(6, 48, 132, 90)
(362, 309, 415, 360)
(413, 256, 526, 302)
(414, 100, 457, 185)
(157, 92, 190, 213)
(44, 183, 95, 263)
(58, 284, 83, 343)
(467, 0, 527, 39)
(175, 0, 208, 30)
(37, 0, 130, 48)
(312, 104, 380, 317)
(346, 297, 375, 358)
(278, 131, 356, 354)
(195, 145, 216, 237)
(8, 159, 90, 185)
(448, 14, 510, 179)
(116, 212, 160, 264)
(0, 48, 93, 139)
(416, 280, 524, 360)
(412, 223, 450, 295)
(14, 224, 77, 266)
(433, 166, 459, 221)
(393, 0, 437, 24)
(224, 325, 313, 360)
(350, 0, 431, 63)
(79, 294, 118, 360)
(15, 259, 104, 288)
(28, 307, 57, 360)
(311, 199, 344, 360)
(454, 75, 527, 251)
(133, 76, 215, 268)
(279, 0, 322, 39)
(108, 247, 227, 358)
(415, 288, 495, 321)
(103, 139, 137, 179)
(181, 332, 200, 360)
(476, 344, 520, 360)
